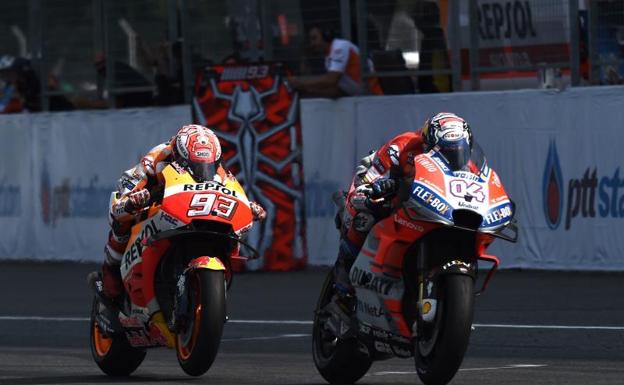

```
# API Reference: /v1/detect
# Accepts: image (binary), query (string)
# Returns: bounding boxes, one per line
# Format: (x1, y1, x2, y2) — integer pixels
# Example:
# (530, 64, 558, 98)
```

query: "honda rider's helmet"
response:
(422, 112, 473, 170)
(172, 124, 222, 181)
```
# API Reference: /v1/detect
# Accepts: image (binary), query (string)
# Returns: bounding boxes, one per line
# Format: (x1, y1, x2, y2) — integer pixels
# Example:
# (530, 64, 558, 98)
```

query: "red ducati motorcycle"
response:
(89, 164, 257, 376)
(313, 144, 518, 385)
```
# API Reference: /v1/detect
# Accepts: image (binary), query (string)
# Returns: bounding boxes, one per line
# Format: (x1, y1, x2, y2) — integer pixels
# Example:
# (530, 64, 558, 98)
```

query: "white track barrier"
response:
(301, 86, 624, 270)
(0, 106, 191, 261)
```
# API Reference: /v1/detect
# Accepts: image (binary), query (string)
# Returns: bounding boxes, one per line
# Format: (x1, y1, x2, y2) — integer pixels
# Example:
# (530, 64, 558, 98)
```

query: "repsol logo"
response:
(122, 220, 160, 270)
(183, 182, 238, 197)
(350, 267, 394, 295)
(477, 1, 537, 41)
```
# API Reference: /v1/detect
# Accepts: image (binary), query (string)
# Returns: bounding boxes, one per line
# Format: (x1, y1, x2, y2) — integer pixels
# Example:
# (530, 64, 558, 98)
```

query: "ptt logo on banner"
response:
(543, 139, 624, 230)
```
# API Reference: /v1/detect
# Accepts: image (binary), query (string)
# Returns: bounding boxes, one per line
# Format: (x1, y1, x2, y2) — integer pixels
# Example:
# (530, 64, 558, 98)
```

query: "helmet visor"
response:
(438, 138, 471, 171)
(188, 161, 218, 182)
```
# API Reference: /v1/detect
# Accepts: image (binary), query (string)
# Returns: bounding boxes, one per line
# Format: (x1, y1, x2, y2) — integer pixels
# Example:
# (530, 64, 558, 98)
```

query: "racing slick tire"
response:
(90, 298, 146, 376)
(176, 269, 226, 376)
(415, 274, 475, 385)
(312, 272, 372, 384)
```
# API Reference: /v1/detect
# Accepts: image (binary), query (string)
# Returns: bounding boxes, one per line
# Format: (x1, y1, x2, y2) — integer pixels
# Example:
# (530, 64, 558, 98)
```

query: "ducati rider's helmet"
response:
(421, 112, 473, 170)
(171, 124, 222, 181)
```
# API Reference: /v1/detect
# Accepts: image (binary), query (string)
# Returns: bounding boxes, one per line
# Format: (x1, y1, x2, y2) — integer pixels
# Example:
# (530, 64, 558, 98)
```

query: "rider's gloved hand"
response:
(369, 178, 397, 199)
(250, 201, 267, 221)
(125, 188, 151, 214)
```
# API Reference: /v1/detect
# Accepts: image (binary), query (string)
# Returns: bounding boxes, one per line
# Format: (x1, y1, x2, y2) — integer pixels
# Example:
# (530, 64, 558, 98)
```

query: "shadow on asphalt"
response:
(0, 375, 200, 385)
(0, 377, 328, 385)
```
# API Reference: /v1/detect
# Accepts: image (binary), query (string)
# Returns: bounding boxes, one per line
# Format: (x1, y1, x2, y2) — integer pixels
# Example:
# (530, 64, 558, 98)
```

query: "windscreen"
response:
(188, 161, 218, 182)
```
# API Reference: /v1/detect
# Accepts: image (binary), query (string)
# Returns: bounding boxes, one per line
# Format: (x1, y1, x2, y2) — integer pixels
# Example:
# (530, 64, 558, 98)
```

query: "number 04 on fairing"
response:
(313, 145, 517, 385)
(89, 164, 257, 377)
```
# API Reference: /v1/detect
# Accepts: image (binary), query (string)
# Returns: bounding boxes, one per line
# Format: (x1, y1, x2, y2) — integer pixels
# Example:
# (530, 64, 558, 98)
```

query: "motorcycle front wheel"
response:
(415, 274, 475, 385)
(312, 271, 371, 385)
(176, 269, 226, 376)
(90, 298, 146, 376)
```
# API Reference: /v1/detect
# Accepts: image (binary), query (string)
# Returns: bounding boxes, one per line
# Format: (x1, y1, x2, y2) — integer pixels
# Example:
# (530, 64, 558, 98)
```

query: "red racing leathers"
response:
(334, 131, 425, 292)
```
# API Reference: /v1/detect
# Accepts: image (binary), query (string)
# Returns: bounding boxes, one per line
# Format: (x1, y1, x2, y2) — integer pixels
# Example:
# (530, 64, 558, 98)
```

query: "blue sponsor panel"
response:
(481, 202, 513, 229)
(410, 182, 453, 221)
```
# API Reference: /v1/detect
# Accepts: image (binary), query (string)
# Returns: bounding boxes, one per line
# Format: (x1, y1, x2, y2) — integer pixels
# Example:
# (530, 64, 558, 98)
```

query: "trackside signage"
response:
(543, 140, 624, 230)
(302, 86, 624, 270)
(0, 106, 191, 261)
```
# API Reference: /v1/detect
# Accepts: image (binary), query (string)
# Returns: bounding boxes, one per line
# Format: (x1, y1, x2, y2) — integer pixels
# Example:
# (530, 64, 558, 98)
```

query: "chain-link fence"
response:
(0, 0, 621, 111)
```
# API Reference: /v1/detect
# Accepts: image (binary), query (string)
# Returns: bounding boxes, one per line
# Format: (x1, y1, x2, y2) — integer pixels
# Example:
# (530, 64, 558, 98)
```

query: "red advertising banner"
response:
(192, 63, 306, 271)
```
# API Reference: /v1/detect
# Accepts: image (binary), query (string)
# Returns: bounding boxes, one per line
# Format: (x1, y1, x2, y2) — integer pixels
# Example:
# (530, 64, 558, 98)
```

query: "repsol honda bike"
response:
(89, 163, 257, 377)
(313, 144, 517, 385)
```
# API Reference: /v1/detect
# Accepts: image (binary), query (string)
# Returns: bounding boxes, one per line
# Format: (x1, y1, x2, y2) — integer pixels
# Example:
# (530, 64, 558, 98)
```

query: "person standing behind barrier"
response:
(289, 25, 383, 98)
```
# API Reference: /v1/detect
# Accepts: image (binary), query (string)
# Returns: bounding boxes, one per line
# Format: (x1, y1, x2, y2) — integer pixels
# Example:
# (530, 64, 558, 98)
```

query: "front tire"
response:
(415, 274, 475, 385)
(312, 271, 372, 384)
(90, 298, 146, 376)
(176, 269, 226, 376)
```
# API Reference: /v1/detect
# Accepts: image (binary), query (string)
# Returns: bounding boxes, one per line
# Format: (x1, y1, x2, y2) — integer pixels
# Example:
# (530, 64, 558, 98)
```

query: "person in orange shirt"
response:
(289, 25, 383, 97)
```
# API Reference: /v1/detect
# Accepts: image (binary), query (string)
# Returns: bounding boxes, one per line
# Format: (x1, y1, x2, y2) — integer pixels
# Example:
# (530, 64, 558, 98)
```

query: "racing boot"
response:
(100, 233, 127, 300)
(332, 240, 358, 315)
(101, 261, 124, 300)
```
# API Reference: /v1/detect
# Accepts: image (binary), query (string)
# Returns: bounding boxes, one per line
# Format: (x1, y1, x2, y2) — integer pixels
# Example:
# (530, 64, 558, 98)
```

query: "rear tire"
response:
(312, 272, 372, 384)
(176, 270, 226, 376)
(90, 298, 146, 376)
(415, 274, 474, 385)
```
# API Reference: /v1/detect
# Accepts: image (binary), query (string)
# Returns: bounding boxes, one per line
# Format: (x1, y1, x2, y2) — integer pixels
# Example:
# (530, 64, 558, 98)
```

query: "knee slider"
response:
(353, 211, 375, 232)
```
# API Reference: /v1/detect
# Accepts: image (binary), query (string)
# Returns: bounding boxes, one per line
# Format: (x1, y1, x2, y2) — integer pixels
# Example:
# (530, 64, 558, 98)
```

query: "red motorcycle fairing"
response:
(115, 165, 254, 349)
(124, 238, 171, 309)
(352, 210, 442, 338)
(187, 256, 226, 271)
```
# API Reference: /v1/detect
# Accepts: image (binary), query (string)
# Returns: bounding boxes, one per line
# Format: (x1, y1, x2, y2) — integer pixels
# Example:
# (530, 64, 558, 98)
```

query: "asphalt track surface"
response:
(1, 261, 623, 385)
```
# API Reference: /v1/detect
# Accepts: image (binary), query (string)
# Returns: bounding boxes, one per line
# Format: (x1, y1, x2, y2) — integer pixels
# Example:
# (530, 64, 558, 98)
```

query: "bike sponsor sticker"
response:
(415, 156, 438, 173)
(165, 181, 239, 198)
(374, 341, 393, 354)
(449, 179, 486, 202)
(122, 220, 161, 271)
(430, 152, 451, 173)
(183, 182, 238, 197)
(357, 299, 384, 317)
(457, 200, 481, 210)
(159, 211, 181, 227)
(453, 171, 482, 182)
(393, 213, 424, 232)
(482, 203, 513, 228)
(350, 266, 395, 295)
(411, 183, 452, 219)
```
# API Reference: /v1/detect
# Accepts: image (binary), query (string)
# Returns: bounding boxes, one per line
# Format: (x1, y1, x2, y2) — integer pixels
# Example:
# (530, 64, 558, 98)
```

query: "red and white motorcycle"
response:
(313, 143, 518, 385)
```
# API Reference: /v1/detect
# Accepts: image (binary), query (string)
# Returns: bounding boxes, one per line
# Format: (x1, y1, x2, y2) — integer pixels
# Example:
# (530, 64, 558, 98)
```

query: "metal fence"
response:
(0, 0, 622, 111)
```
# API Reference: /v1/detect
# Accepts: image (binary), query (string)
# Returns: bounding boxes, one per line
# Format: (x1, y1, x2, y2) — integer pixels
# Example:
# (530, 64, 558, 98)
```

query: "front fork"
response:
(172, 256, 227, 332)
(413, 242, 481, 337)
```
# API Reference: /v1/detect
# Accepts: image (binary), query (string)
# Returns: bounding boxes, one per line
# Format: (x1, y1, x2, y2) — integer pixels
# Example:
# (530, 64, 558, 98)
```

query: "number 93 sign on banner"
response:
(192, 63, 307, 271)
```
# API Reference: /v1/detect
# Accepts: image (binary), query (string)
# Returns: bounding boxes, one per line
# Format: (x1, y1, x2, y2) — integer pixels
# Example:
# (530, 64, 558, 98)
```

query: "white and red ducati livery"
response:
(313, 143, 517, 385)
